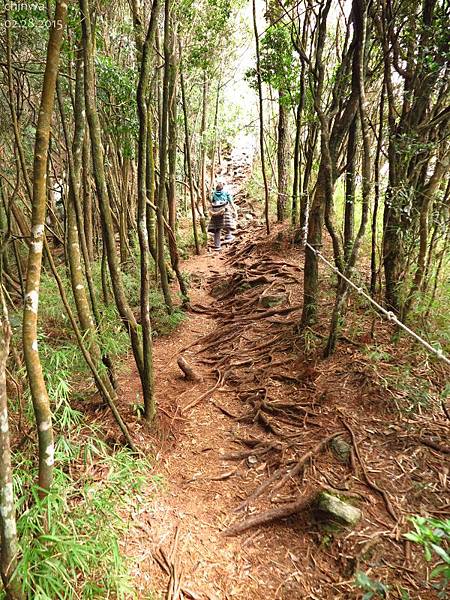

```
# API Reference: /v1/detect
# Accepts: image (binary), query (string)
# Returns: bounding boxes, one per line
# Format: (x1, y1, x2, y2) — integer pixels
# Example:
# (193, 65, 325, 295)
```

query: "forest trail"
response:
(116, 168, 448, 600)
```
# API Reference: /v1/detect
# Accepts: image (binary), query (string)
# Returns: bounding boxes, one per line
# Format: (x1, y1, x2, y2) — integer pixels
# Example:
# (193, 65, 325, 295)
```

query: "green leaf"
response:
(404, 532, 420, 542)
(355, 571, 374, 588)
(431, 544, 450, 564)
(430, 563, 449, 579)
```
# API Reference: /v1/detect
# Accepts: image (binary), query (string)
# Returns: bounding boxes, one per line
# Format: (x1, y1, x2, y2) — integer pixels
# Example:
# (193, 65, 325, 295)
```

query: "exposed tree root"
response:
(190, 240, 357, 530)
(341, 418, 399, 522)
(177, 356, 202, 383)
(224, 303, 302, 324)
(152, 527, 201, 600)
(414, 435, 450, 454)
(182, 370, 227, 413)
(224, 494, 314, 536)
(188, 304, 216, 315)
(211, 400, 240, 419)
(269, 432, 345, 498)
(234, 432, 344, 511)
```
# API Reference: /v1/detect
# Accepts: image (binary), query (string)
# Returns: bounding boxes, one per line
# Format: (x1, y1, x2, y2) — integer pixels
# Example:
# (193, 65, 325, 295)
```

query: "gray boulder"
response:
(315, 492, 361, 527)
(331, 436, 352, 464)
(260, 294, 287, 308)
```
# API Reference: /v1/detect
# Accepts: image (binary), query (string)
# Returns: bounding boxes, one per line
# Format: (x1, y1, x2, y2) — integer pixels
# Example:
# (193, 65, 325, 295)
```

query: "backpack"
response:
(209, 204, 227, 218)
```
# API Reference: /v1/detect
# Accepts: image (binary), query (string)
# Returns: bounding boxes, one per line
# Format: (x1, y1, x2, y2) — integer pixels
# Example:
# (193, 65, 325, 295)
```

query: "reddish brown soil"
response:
(109, 217, 449, 600)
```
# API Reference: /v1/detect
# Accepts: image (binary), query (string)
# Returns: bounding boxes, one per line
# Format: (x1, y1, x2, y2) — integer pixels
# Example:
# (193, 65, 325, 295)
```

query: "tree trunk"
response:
(135, 0, 161, 422)
(252, 0, 270, 234)
(180, 58, 200, 255)
(370, 81, 385, 297)
(79, 0, 146, 383)
(301, 166, 326, 327)
(82, 134, 94, 262)
(146, 109, 158, 263)
(343, 115, 358, 261)
(22, 0, 67, 494)
(199, 71, 209, 233)
(291, 15, 308, 227)
(168, 51, 178, 234)
(166, 30, 188, 301)
(156, 0, 174, 313)
(0, 293, 23, 599)
(296, 124, 317, 245)
(277, 90, 289, 222)
(209, 80, 220, 194)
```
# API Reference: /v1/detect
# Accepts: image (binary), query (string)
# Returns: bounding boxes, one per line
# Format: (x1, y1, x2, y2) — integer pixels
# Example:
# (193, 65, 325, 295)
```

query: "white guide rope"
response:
(305, 242, 450, 366)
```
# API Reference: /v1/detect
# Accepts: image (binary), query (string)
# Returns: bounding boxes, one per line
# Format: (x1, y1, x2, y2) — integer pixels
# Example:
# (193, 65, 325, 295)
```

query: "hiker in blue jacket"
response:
(207, 182, 238, 251)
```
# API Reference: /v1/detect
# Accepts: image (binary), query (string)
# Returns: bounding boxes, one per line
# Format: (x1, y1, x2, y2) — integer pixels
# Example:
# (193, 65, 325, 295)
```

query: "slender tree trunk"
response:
(209, 80, 220, 193)
(291, 102, 302, 226)
(82, 134, 94, 262)
(252, 0, 270, 234)
(291, 12, 309, 228)
(156, 0, 174, 313)
(381, 27, 401, 312)
(119, 160, 130, 265)
(101, 239, 112, 305)
(296, 124, 317, 245)
(0, 292, 23, 599)
(74, 125, 105, 328)
(5, 10, 33, 203)
(135, 0, 161, 422)
(166, 30, 188, 301)
(22, 0, 67, 494)
(425, 204, 450, 317)
(299, 4, 330, 323)
(146, 111, 158, 263)
(179, 59, 200, 255)
(344, 115, 358, 260)
(370, 82, 385, 296)
(79, 0, 145, 382)
(301, 166, 326, 327)
(424, 178, 450, 288)
(168, 50, 178, 234)
(199, 71, 209, 232)
(277, 90, 289, 222)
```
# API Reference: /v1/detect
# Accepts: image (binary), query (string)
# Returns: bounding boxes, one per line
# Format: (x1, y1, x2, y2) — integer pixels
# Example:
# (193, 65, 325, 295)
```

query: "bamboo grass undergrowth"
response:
(4, 437, 159, 599)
